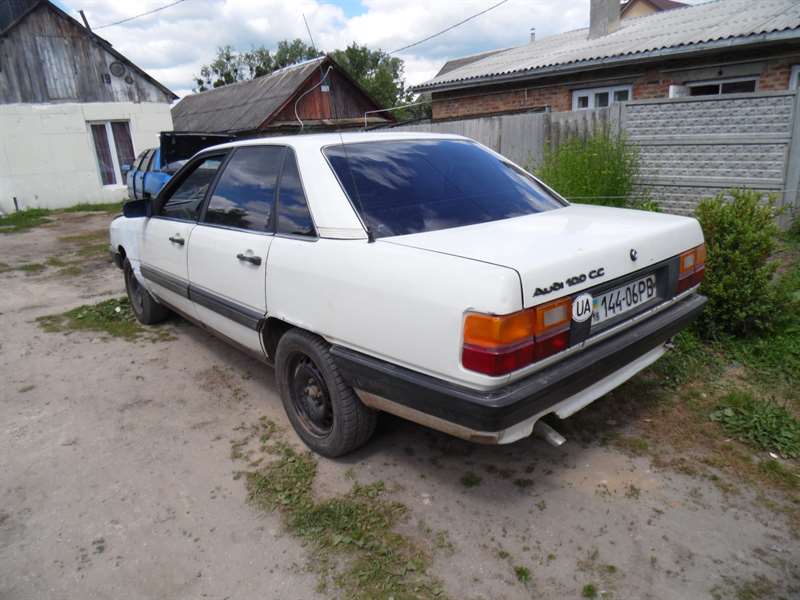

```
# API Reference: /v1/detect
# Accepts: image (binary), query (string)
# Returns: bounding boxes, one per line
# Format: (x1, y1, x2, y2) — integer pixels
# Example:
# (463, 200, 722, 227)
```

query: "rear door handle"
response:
(236, 253, 262, 266)
(168, 235, 185, 246)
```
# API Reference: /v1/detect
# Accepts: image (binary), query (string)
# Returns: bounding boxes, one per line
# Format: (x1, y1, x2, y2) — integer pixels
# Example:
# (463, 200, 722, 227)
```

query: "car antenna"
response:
(302, 14, 375, 243)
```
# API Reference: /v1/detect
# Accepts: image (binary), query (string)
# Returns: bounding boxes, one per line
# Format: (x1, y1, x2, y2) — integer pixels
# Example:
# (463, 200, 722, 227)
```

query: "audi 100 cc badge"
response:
(572, 293, 594, 323)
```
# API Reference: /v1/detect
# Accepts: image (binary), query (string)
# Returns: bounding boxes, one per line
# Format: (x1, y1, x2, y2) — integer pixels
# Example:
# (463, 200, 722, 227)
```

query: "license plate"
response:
(592, 274, 657, 325)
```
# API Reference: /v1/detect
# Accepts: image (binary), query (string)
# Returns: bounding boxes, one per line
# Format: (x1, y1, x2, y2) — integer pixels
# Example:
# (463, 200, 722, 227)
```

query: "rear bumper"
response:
(331, 293, 707, 443)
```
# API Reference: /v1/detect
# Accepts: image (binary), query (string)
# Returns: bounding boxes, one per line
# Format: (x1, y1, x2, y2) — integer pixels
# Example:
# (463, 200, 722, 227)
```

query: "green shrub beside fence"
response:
(535, 129, 640, 208)
(694, 189, 781, 338)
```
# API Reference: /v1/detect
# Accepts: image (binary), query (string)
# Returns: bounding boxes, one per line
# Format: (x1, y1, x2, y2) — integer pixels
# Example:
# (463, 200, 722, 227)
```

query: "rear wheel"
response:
(275, 329, 376, 457)
(124, 259, 170, 325)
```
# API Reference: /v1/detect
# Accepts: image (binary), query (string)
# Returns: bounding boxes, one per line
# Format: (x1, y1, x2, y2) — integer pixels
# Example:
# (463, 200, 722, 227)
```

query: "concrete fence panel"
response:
(386, 91, 798, 220)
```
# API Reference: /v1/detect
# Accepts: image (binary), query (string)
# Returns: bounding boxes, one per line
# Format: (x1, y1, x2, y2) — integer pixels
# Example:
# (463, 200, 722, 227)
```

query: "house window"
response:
(791, 65, 800, 90)
(89, 121, 135, 186)
(687, 78, 757, 97)
(572, 85, 632, 110)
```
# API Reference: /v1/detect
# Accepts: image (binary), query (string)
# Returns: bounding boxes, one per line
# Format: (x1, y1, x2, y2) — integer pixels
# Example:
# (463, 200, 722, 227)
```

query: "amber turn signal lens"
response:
(463, 309, 534, 348)
(677, 244, 706, 293)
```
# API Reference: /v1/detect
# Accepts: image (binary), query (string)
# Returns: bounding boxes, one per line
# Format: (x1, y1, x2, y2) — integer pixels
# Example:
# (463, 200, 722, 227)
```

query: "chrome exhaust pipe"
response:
(533, 420, 566, 447)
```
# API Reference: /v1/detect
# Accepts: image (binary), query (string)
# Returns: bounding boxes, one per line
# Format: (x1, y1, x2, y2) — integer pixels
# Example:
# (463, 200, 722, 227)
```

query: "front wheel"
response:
(275, 329, 376, 457)
(124, 259, 170, 325)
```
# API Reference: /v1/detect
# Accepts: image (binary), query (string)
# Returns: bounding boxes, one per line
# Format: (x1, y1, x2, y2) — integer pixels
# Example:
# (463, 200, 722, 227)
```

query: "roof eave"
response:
(412, 28, 800, 93)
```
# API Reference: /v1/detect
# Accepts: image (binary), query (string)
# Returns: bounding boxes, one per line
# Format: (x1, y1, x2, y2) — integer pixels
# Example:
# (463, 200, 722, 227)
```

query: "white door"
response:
(187, 145, 286, 353)
(141, 154, 225, 317)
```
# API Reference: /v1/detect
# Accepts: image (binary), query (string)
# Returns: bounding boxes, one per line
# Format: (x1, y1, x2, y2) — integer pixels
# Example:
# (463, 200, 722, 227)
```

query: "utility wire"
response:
(388, 0, 512, 55)
(93, 0, 193, 30)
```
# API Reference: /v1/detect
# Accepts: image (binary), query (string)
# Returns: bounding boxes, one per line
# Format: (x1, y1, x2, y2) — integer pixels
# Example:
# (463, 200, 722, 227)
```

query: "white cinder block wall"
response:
(0, 102, 173, 213)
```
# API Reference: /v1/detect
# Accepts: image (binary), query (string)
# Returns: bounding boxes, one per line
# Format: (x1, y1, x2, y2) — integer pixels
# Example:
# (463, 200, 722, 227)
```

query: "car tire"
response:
(123, 258, 170, 325)
(275, 329, 377, 457)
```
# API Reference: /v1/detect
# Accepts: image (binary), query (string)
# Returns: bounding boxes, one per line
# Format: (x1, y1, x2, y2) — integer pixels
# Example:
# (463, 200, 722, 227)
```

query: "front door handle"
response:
(168, 235, 185, 246)
(236, 253, 262, 266)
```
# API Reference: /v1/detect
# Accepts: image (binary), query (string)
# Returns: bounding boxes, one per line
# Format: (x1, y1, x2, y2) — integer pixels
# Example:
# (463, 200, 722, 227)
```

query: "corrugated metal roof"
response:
(415, 0, 800, 92)
(171, 57, 325, 134)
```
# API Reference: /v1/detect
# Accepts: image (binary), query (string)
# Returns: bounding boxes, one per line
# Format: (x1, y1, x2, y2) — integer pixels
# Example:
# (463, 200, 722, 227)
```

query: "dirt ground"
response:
(1, 213, 798, 600)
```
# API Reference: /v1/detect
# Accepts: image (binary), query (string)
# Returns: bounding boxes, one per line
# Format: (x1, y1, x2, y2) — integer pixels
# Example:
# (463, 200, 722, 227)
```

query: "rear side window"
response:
(204, 146, 285, 232)
(324, 139, 564, 238)
(276, 151, 315, 237)
(160, 155, 223, 221)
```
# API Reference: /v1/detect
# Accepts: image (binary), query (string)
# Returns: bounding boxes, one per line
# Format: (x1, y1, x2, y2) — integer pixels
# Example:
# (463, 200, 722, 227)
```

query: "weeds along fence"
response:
(387, 91, 800, 221)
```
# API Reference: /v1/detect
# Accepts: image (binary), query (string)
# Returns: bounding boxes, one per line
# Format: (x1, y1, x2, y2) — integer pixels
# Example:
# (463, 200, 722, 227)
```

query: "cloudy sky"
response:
(56, 0, 699, 99)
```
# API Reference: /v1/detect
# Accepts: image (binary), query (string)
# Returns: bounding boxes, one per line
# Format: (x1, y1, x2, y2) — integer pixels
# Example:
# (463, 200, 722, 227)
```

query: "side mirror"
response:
(121, 164, 132, 175)
(122, 198, 148, 218)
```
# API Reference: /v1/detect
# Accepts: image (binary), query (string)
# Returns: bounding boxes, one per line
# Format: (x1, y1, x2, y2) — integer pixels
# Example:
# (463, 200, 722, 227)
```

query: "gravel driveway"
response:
(1, 212, 797, 600)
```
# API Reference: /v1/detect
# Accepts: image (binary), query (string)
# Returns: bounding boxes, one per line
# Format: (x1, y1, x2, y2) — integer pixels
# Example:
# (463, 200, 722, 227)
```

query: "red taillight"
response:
(462, 298, 572, 376)
(677, 244, 706, 293)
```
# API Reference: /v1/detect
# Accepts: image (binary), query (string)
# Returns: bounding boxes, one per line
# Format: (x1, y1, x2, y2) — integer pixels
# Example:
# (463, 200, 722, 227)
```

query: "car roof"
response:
(200, 131, 470, 154)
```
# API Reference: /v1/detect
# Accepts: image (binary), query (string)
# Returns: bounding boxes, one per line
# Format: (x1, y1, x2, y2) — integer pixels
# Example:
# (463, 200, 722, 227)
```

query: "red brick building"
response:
(414, 0, 800, 121)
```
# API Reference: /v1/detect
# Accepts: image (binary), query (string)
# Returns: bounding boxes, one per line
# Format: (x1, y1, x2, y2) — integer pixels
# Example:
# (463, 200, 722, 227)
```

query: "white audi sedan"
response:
(110, 132, 706, 457)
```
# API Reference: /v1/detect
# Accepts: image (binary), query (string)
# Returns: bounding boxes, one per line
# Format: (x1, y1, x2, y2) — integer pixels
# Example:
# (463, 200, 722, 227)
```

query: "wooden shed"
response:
(171, 56, 393, 136)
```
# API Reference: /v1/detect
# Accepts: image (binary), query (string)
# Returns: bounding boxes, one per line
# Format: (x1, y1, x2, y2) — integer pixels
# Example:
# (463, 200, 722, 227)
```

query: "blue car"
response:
(123, 132, 235, 201)
(123, 148, 180, 201)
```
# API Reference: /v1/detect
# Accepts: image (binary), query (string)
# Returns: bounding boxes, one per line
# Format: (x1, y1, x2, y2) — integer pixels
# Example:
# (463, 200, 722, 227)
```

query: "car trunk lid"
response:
(382, 204, 704, 309)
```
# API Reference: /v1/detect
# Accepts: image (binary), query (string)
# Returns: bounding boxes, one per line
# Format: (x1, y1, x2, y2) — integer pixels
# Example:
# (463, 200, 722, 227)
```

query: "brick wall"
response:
(432, 85, 570, 120)
(430, 55, 800, 120)
(632, 69, 673, 100)
(759, 58, 795, 91)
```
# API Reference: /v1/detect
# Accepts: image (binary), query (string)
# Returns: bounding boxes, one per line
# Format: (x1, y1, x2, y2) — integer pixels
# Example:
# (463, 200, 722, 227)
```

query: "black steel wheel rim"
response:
(288, 353, 333, 437)
(127, 269, 144, 316)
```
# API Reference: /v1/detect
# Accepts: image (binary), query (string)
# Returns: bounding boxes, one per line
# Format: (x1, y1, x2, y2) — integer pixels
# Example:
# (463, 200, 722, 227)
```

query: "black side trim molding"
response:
(141, 265, 189, 298)
(190, 285, 264, 330)
(331, 293, 707, 433)
(141, 264, 264, 331)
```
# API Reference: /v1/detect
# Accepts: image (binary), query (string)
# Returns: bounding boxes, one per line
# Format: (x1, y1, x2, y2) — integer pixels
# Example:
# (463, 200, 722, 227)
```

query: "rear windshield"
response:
(324, 139, 564, 238)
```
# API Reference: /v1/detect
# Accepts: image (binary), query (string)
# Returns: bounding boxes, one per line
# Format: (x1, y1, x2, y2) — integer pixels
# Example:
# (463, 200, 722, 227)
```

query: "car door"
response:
(144, 148, 165, 199)
(187, 145, 286, 353)
(140, 154, 225, 318)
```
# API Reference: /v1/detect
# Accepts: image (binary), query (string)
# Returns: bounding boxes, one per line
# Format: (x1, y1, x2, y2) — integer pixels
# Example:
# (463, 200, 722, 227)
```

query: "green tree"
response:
(194, 39, 321, 92)
(330, 43, 406, 109)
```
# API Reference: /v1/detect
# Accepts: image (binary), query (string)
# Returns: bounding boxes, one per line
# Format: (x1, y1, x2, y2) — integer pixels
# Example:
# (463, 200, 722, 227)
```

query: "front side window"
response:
(277, 151, 315, 237)
(204, 146, 285, 232)
(325, 139, 564, 238)
(792, 65, 800, 90)
(160, 156, 223, 221)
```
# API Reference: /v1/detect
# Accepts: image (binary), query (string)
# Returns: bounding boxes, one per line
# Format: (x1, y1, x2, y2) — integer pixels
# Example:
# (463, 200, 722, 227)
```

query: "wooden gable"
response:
(0, 1, 176, 104)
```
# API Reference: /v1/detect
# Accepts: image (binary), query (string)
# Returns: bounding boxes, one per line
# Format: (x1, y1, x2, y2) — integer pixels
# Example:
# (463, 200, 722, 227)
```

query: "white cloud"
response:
(66, 0, 706, 97)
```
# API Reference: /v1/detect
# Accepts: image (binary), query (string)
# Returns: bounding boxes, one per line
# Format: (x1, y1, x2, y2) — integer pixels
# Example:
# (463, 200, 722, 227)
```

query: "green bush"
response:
(710, 391, 800, 458)
(694, 189, 780, 337)
(535, 128, 640, 207)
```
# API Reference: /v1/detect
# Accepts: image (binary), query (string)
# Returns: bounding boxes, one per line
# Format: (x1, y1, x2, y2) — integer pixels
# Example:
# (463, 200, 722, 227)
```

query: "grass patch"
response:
(460, 472, 482, 488)
(581, 583, 598, 598)
(0, 201, 120, 235)
(61, 201, 123, 214)
(0, 208, 52, 233)
(513, 565, 531, 584)
(758, 459, 799, 490)
(650, 329, 722, 387)
(16, 263, 45, 274)
(710, 391, 800, 458)
(36, 296, 170, 341)
(240, 419, 446, 599)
